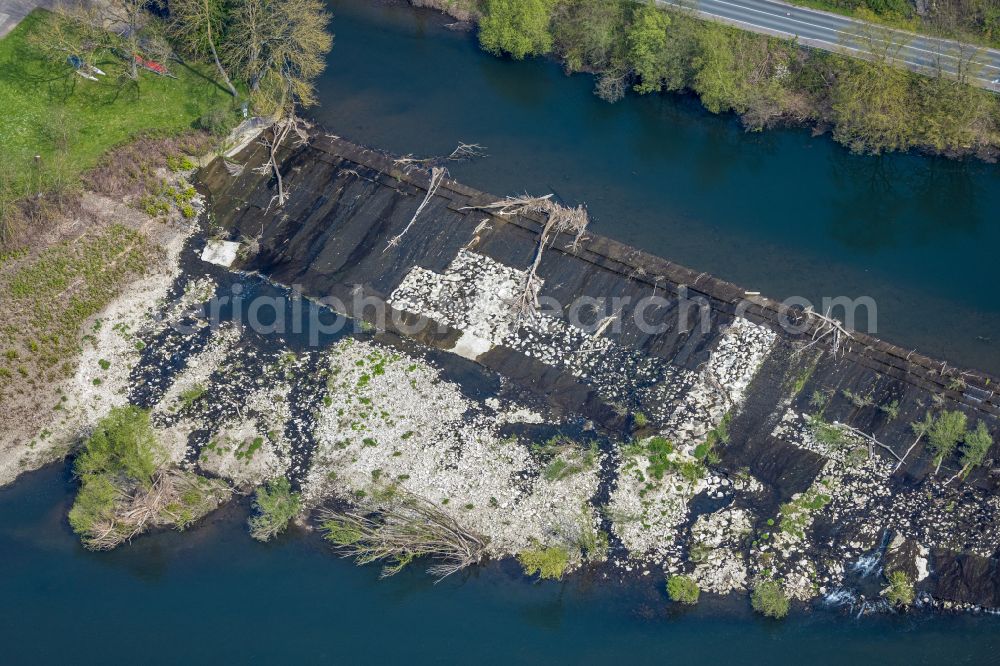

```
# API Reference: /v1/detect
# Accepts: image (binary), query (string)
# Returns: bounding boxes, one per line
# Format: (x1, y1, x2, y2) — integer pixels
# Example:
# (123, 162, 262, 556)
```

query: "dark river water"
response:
(3, 464, 999, 664)
(3, 1, 1000, 662)
(314, 0, 1000, 376)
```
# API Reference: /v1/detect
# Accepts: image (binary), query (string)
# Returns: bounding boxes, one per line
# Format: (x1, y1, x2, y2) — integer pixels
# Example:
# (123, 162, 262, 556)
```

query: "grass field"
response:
(0, 9, 237, 194)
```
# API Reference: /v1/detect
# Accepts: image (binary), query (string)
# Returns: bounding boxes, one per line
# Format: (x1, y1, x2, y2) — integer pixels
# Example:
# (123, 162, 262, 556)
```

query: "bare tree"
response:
(225, 0, 333, 207)
(463, 195, 589, 320)
(223, 0, 333, 116)
(34, 0, 159, 81)
(169, 0, 238, 96)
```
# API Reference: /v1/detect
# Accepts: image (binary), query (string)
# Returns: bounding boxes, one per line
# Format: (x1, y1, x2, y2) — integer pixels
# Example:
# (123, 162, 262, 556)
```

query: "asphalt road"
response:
(657, 0, 1000, 90)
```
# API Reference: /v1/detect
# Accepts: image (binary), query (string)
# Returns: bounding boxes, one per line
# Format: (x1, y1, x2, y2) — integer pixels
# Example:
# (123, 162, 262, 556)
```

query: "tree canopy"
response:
(479, 0, 554, 60)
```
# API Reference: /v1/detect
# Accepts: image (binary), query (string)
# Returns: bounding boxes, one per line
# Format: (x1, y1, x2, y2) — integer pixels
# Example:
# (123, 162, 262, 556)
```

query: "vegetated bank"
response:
(0, 8, 243, 487)
(408, 0, 1000, 159)
(0, 0, 333, 488)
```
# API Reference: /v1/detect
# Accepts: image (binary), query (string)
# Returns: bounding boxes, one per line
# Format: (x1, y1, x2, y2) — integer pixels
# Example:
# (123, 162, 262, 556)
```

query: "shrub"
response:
(883, 570, 915, 607)
(927, 410, 967, 465)
(67, 474, 119, 536)
(960, 421, 993, 471)
(751, 580, 789, 619)
(177, 383, 206, 411)
(666, 574, 700, 604)
(74, 406, 161, 486)
(248, 477, 301, 541)
(518, 543, 570, 580)
(197, 107, 233, 137)
(479, 0, 554, 59)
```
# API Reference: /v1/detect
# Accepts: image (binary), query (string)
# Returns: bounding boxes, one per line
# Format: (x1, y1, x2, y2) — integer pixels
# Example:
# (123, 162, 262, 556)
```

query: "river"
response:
(3, 1, 1000, 662)
(2, 463, 999, 664)
(313, 0, 1000, 375)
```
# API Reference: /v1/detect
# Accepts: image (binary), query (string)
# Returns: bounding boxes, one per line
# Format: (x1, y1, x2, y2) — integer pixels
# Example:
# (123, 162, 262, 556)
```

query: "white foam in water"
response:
(850, 552, 883, 578)
(823, 587, 858, 607)
(201, 240, 241, 267)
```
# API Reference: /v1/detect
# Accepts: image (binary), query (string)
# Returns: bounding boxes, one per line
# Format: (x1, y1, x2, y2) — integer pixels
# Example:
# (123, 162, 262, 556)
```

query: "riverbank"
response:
(0, 9, 238, 245)
(404, 0, 1000, 159)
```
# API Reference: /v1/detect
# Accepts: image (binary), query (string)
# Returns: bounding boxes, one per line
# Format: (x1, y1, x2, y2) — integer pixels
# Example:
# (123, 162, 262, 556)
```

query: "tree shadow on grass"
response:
(172, 57, 232, 98)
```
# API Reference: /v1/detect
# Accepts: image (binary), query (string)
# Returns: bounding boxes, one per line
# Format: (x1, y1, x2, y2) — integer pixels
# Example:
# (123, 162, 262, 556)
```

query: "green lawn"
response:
(0, 9, 237, 192)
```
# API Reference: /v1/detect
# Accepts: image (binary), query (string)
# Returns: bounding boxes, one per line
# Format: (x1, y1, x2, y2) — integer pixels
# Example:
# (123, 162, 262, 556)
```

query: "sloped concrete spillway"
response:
(197, 132, 1000, 609)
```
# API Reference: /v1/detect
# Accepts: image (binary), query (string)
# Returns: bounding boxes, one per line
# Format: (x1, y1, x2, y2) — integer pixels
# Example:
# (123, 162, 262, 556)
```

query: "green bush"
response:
(518, 543, 570, 580)
(883, 570, 915, 607)
(68, 406, 164, 543)
(751, 580, 790, 619)
(479, 0, 554, 59)
(960, 421, 993, 471)
(927, 410, 968, 466)
(67, 474, 119, 536)
(666, 574, 700, 604)
(197, 107, 233, 137)
(248, 476, 301, 541)
(74, 406, 161, 486)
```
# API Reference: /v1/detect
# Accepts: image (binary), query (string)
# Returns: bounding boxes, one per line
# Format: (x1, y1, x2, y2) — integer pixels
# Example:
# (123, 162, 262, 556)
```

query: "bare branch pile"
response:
(384, 166, 447, 252)
(464, 195, 590, 321)
(86, 471, 230, 550)
(393, 142, 487, 168)
(319, 492, 488, 580)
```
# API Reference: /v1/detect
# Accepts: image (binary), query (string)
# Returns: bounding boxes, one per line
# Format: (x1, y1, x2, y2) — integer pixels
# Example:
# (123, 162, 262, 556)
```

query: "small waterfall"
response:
(849, 531, 890, 578)
(850, 552, 883, 578)
(823, 587, 857, 608)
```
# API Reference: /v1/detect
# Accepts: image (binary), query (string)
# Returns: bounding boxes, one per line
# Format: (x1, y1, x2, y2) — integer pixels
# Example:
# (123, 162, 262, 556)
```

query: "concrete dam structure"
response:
(184, 130, 1000, 609)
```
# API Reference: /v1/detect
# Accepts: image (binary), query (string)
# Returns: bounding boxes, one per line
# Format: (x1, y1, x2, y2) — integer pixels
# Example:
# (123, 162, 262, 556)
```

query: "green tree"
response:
(625, 2, 671, 94)
(479, 0, 554, 60)
(883, 570, 915, 607)
(224, 0, 334, 116)
(551, 0, 627, 72)
(68, 474, 121, 537)
(832, 21, 917, 153)
(831, 56, 915, 153)
(74, 406, 161, 487)
(927, 410, 968, 471)
(248, 476, 302, 541)
(914, 53, 988, 152)
(959, 420, 993, 472)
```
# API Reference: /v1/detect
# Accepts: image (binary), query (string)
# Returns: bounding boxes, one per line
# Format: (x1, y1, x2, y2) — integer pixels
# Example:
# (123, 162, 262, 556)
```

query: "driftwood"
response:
(462, 195, 590, 321)
(796, 306, 854, 357)
(393, 142, 487, 168)
(256, 115, 312, 209)
(384, 166, 446, 252)
(835, 422, 904, 463)
(224, 159, 245, 177)
(85, 471, 229, 550)
(319, 492, 488, 580)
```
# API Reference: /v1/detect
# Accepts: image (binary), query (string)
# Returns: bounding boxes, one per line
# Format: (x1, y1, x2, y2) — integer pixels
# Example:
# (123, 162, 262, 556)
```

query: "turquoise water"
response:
(2, 464, 999, 664)
(314, 0, 1000, 374)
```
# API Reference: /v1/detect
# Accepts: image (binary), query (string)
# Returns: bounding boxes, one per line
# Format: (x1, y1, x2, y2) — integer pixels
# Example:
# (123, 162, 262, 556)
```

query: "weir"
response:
(196, 130, 1000, 607)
